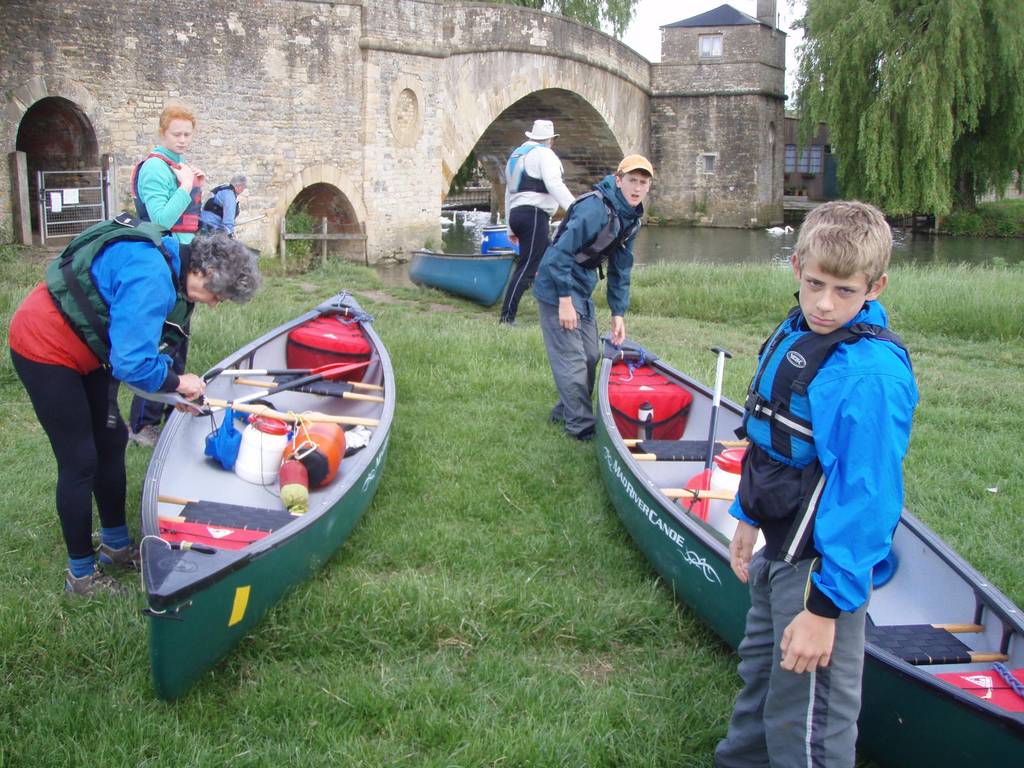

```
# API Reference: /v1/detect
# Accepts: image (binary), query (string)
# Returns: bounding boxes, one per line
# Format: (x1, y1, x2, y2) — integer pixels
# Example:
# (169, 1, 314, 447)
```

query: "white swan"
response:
(766, 225, 794, 235)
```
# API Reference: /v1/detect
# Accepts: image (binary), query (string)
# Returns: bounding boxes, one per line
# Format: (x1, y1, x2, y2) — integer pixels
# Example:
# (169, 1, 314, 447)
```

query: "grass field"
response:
(1, 244, 1021, 767)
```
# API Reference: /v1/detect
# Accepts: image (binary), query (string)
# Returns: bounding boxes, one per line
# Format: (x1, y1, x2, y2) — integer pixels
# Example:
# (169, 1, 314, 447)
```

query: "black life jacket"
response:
(131, 153, 202, 233)
(203, 184, 239, 219)
(551, 190, 642, 274)
(738, 305, 910, 563)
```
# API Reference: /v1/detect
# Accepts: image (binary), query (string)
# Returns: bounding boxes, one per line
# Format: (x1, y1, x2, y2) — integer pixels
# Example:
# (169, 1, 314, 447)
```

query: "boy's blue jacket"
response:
(89, 237, 184, 393)
(730, 300, 918, 614)
(532, 174, 642, 317)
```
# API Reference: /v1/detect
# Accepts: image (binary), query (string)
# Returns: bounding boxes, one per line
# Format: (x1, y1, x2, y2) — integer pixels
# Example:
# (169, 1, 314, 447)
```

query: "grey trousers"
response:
(537, 299, 599, 437)
(715, 554, 867, 768)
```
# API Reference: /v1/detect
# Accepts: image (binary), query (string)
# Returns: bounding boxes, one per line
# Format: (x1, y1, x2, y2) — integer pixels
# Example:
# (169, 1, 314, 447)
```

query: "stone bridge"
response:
(1, 0, 785, 260)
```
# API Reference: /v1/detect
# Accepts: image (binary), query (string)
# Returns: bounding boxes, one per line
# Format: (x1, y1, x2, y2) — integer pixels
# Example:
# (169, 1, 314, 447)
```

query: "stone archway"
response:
(3, 76, 106, 243)
(461, 88, 627, 219)
(273, 165, 367, 262)
(16, 96, 101, 238)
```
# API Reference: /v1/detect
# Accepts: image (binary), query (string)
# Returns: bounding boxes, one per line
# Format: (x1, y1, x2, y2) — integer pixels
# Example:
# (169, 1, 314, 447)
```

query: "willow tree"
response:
(487, 0, 638, 37)
(796, 0, 1024, 213)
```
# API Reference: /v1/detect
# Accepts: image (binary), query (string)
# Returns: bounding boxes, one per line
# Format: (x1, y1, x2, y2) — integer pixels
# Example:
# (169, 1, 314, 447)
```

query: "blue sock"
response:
(101, 525, 131, 550)
(69, 553, 96, 579)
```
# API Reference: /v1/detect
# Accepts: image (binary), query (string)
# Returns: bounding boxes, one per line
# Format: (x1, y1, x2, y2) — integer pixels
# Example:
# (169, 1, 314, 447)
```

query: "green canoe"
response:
(596, 343, 1024, 767)
(140, 292, 395, 699)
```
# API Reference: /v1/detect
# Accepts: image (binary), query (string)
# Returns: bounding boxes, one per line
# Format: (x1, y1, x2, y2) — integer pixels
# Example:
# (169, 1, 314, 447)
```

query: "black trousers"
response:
(11, 350, 128, 558)
(500, 205, 551, 323)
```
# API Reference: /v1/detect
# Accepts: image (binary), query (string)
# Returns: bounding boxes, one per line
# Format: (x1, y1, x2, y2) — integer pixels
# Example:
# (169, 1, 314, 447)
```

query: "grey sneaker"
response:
(128, 425, 161, 447)
(64, 569, 130, 598)
(98, 542, 141, 571)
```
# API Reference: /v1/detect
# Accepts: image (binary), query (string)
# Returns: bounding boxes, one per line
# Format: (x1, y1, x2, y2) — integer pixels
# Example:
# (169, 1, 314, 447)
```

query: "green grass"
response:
(1, 247, 1021, 767)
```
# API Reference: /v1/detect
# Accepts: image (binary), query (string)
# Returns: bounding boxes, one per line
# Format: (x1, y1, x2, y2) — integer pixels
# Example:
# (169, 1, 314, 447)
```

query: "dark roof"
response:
(663, 4, 764, 29)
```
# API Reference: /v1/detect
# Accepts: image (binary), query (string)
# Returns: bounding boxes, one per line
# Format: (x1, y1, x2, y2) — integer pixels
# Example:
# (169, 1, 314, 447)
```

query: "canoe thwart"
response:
(866, 623, 1009, 665)
(661, 487, 736, 502)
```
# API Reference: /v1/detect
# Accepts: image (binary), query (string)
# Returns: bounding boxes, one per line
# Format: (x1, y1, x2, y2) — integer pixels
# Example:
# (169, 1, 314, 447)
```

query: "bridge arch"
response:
(274, 165, 368, 262)
(440, 52, 649, 208)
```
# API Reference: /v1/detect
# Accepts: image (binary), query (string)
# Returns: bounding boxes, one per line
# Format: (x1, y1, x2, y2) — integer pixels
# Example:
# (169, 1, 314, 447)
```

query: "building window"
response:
(784, 144, 823, 174)
(702, 153, 717, 174)
(699, 34, 723, 58)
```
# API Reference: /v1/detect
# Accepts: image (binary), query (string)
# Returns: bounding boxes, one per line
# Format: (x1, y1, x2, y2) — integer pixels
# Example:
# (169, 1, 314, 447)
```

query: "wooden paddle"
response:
(215, 364, 384, 391)
(203, 398, 379, 427)
(230, 362, 370, 406)
(232, 377, 384, 403)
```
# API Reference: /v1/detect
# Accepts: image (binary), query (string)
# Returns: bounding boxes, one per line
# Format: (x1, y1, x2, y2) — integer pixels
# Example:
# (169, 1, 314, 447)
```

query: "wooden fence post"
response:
(321, 217, 328, 267)
(279, 215, 287, 271)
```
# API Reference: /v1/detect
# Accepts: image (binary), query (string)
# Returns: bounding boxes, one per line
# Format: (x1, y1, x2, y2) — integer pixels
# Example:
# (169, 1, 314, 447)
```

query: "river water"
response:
(376, 210, 1023, 287)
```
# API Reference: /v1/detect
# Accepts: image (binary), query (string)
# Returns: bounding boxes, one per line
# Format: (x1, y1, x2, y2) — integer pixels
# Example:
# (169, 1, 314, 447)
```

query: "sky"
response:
(620, 0, 805, 95)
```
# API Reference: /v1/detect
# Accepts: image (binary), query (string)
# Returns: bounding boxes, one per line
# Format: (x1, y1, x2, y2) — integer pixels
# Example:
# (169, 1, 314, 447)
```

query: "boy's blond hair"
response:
(794, 201, 891, 287)
(158, 102, 197, 134)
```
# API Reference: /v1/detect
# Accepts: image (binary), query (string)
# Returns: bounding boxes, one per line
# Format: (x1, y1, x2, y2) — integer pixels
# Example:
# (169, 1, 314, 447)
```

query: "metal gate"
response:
(37, 168, 109, 244)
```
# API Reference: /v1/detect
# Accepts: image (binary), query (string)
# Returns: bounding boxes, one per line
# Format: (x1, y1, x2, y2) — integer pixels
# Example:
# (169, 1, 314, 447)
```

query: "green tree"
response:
(796, 0, 1024, 213)
(485, 0, 638, 37)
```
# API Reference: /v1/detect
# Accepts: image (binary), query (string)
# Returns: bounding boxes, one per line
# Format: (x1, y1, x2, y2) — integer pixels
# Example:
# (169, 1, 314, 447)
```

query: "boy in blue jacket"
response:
(715, 201, 918, 767)
(532, 154, 653, 440)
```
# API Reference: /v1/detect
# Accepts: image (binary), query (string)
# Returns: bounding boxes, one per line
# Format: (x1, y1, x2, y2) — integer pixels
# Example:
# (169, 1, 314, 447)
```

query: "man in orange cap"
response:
(532, 154, 654, 440)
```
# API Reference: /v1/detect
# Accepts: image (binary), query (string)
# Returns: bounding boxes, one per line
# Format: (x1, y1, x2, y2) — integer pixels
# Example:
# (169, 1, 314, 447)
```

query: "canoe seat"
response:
(628, 439, 738, 462)
(866, 623, 1008, 665)
(168, 498, 296, 531)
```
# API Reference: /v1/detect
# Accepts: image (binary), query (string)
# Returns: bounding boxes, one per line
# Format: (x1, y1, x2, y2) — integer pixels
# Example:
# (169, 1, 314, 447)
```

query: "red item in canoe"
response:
(286, 316, 371, 380)
(608, 362, 692, 440)
(158, 519, 270, 551)
(936, 668, 1024, 712)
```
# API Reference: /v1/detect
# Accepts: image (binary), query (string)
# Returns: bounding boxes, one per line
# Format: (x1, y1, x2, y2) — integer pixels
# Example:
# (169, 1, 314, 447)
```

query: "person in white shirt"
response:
(500, 119, 575, 325)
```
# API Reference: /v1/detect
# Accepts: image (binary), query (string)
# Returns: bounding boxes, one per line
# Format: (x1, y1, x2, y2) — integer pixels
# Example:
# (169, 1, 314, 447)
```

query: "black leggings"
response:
(11, 350, 128, 559)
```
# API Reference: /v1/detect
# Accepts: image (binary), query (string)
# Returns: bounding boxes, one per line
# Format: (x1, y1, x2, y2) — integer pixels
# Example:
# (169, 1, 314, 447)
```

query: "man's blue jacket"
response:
(532, 173, 642, 318)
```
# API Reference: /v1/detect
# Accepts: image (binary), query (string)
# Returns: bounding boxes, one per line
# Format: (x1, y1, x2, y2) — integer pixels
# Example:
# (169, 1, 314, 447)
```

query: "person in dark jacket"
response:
(532, 154, 653, 440)
(715, 201, 918, 768)
(8, 230, 260, 597)
(199, 174, 248, 235)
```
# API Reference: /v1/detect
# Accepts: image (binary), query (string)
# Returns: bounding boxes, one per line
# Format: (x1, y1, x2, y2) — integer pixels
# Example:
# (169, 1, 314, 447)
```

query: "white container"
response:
(234, 415, 290, 485)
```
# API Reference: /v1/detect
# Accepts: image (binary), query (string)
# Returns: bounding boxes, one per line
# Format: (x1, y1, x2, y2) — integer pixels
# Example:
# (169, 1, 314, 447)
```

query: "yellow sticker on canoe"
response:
(228, 585, 251, 627)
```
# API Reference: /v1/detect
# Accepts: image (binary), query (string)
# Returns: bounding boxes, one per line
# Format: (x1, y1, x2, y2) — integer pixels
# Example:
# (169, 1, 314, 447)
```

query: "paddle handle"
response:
(661, 487, 736, 502)
(204, 398, 380, 427)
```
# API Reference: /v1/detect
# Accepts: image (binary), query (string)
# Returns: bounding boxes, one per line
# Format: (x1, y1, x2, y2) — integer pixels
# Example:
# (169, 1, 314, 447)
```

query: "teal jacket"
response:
(532, 174, 642, 317)
(136, 147, 196, 244)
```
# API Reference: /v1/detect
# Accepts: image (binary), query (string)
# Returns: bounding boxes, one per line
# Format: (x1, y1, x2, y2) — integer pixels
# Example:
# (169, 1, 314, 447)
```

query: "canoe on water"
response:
(595, 341, 1024, 767)
(139, 292, 395, 699)
(409, 249, 514, 306)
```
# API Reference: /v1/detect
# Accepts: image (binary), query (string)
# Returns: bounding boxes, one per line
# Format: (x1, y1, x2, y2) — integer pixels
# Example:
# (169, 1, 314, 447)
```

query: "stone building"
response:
(1, 1, 784, 258)
(650, 1, 786, 227)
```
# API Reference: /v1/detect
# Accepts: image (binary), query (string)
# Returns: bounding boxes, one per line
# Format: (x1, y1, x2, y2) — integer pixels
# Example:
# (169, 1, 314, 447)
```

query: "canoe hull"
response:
(141, 292, 394, 699)
(409, 250, 514, 306)
(146, 437, 388, 699)
(596, 348, 1024, 766)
